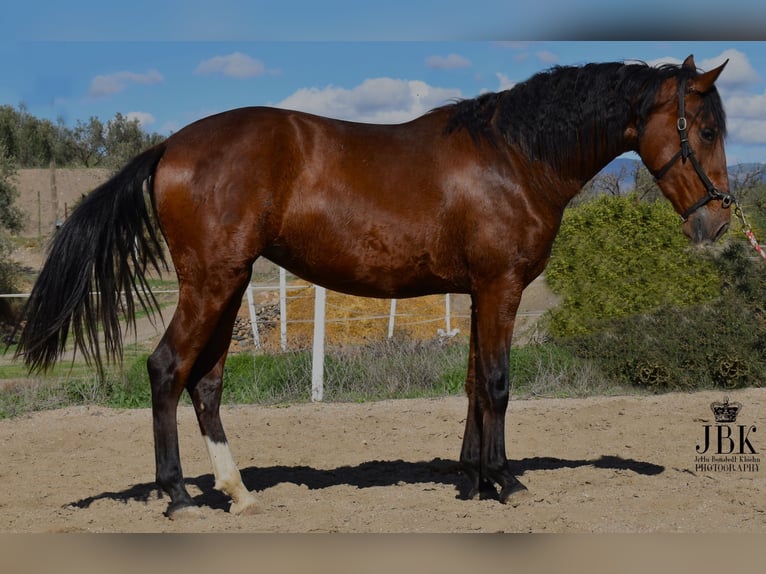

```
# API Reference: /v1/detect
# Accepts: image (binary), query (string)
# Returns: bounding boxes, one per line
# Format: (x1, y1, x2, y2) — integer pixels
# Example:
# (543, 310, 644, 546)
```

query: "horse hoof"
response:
(462, 477, 496, 500)
(478, 481, 499, 501)
(499, 478, 529, 504)
(167, 504, 203, 520)
(230, 498, 260, 516)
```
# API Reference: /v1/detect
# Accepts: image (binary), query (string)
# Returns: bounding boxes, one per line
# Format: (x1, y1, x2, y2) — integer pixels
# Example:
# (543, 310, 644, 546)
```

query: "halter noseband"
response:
(651, 75, 733, 222)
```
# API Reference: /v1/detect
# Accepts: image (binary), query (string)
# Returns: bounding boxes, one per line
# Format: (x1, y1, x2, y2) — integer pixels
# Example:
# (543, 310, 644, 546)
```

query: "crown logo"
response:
(710, 396, 742, 423)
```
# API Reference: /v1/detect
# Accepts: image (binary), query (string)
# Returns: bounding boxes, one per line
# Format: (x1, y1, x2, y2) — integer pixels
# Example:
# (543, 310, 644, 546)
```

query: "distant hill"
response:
(729, 163, 766, 183)
(597, 157, 766, 190)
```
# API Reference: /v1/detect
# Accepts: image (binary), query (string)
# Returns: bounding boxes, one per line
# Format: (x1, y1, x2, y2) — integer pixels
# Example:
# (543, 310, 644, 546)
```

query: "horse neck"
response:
(539, 109, 635, 190)
(492, 64, 647, 197)
(507, 126, 634, 211)
(562, 139, 633, 207)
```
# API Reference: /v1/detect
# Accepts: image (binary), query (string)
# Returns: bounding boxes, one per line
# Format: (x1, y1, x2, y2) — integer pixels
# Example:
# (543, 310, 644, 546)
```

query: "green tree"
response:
(728, 164, 766, 236)
(572, 164, 629, 207)
(69, 116, 107, 167)
(633, 162, 662, 203)
(0, 105, 73, 167)
(104, 113, 163, 169)
(545, 193, 720, 337)
(0, 145, 25, 320)
(0, 106, 165, 168)
(0, 152, 24, 233)
(15, 104, 50, 167)
(0, 105, 19, 162)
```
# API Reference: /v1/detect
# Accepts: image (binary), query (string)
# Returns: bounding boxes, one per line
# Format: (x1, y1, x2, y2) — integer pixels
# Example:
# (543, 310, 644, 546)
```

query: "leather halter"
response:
(651, 75, 733, 222)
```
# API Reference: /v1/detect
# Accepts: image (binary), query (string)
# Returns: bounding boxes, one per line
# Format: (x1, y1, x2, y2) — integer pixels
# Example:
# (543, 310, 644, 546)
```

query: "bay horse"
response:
(15, 55, 732, 518)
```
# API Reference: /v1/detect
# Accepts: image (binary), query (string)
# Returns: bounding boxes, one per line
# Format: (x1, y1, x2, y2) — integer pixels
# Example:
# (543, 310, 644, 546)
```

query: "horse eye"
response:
(700, 128, 717, 142)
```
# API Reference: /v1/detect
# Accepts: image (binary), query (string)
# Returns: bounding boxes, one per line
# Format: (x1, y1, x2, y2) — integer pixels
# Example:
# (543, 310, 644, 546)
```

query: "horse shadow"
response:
(68, 455, 664, 512)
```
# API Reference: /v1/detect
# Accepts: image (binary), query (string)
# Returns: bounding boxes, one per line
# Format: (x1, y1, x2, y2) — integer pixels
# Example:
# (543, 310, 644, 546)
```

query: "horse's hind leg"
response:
(148, 265, 256, 517)
(148, 336, 196, 517)
(186, 290, 258, 516)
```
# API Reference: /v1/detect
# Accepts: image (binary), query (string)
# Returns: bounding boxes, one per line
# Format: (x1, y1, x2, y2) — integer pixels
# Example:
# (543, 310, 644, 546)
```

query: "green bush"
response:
(546, 194, 720, 337)
(554, 242, 766, 391)
(556, 302, 765, 390)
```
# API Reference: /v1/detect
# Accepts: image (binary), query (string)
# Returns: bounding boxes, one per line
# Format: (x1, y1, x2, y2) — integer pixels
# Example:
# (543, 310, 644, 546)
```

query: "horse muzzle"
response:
(683, 205, 731, 244)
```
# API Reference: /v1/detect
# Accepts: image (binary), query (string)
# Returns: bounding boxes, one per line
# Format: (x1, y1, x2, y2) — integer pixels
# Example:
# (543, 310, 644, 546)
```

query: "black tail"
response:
(15, 142, 169, 375)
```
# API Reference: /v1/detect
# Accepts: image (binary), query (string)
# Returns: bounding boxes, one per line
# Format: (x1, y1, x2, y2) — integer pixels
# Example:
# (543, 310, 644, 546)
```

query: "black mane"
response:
(443, 61, 727, 175)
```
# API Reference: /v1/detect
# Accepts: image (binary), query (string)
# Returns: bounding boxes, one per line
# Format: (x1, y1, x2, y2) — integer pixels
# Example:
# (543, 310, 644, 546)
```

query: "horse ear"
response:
(689, 59, 729, 94)
(682, 55, 696, 70)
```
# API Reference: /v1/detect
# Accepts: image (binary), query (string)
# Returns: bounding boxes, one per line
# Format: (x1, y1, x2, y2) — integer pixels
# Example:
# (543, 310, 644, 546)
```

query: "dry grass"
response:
(255, 280, 471, 351)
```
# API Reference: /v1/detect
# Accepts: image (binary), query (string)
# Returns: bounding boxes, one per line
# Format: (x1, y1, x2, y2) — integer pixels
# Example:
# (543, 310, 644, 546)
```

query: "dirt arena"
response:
(1, 388, 763, 533)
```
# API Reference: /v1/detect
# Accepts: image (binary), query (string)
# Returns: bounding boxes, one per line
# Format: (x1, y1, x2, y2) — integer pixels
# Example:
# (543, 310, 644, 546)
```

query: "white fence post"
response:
(388, 299, 397, 338)
(245, 283, 261, 350)
(311, 285, 326, 402)
(438, 293, 459, 338)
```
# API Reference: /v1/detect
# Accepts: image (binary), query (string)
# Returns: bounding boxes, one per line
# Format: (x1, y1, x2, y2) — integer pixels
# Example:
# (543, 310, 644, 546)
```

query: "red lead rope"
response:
(744, 229, 766, 259)
(734, 203, 766, 260)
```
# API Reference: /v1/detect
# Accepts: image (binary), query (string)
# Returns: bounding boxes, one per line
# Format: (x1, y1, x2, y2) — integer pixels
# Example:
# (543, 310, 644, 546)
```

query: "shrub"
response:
(554, 242, 766, 391)
(545, 194, 720, 337)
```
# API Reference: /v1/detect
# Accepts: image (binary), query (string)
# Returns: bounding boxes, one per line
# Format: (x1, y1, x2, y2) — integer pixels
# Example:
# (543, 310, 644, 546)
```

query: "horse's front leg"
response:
(469, 279, 528, 503)
(459, 306, 497, 500)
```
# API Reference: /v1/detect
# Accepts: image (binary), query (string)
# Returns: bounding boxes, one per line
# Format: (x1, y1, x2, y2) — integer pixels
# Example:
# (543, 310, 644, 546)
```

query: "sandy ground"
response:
(1, 388, 763, 533)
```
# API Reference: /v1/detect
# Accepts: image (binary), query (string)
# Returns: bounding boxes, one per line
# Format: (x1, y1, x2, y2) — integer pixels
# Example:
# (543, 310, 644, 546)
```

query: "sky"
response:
(3, 2, 766, 165)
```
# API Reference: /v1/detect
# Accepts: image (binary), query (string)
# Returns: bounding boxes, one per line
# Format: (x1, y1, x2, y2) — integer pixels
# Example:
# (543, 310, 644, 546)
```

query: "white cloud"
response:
(725, 91, 766, 145)
(496, 72, 515, 91)
(426, 53, 472, 70)
(647, 49, 758, 89)
(725, 91, 766, 118)
(126, 111, 155, 128)
(692, 50, 765, 147)
(536, 50, 559, 65)
(699, 49, 759, 88)
(645, 55, 682, 68)
(89, 69, 163, 97)
(276, 78, 462, 124)
(194, 52, 266, 78)
(513, 52, 530, 64)
(727, 117, 766, 145)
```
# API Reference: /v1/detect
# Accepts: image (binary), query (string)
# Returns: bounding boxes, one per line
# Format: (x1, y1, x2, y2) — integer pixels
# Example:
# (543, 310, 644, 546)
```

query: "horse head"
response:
(638, 55, 732, 244)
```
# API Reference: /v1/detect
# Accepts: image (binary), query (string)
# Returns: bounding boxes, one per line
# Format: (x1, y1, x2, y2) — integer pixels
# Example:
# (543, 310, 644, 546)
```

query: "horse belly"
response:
(262, 223, 464, 299)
